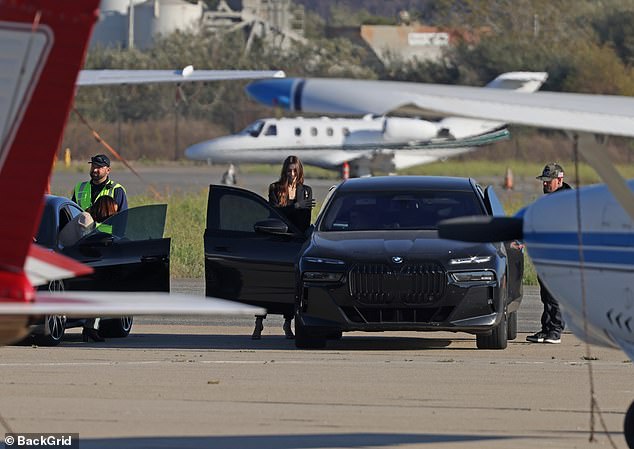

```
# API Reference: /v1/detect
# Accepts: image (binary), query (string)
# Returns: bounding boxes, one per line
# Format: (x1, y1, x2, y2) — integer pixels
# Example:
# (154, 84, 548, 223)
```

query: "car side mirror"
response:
(254, 219, 290, 235)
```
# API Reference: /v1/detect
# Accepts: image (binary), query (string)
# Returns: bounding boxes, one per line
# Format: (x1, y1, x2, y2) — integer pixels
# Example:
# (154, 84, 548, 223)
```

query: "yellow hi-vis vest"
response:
(95, 222, 113, 234)
(73, 180, 124, 211)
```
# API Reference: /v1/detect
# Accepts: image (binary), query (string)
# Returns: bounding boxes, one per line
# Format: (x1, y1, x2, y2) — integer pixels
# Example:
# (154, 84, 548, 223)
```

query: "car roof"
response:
(336, 176, 477, 192)
(44, 194, 75, 207)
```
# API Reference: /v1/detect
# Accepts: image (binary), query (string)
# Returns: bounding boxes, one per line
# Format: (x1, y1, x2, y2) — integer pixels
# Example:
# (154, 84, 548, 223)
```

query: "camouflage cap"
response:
(89, 154, 110, 167)
(536, 163, 564, 181)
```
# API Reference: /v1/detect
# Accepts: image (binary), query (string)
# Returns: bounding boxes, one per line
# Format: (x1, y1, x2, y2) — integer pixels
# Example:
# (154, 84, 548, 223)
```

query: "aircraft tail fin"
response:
(0, 0, 99, 274)
(485, 72, 548, 92)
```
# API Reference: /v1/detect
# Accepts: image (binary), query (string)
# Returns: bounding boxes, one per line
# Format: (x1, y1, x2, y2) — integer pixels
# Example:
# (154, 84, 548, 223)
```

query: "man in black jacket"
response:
(526, 163, 572, 344)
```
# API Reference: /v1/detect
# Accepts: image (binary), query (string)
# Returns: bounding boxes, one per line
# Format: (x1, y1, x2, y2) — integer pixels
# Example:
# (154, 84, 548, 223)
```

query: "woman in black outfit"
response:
(252, 155, 315, 340)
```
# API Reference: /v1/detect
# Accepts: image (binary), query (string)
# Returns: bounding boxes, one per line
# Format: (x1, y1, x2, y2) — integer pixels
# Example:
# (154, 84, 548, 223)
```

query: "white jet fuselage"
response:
(184, 115, 475, 170)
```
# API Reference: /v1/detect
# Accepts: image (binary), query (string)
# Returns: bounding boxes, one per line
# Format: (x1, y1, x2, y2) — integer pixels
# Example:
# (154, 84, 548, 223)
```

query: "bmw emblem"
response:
(391, 256, 404, 264)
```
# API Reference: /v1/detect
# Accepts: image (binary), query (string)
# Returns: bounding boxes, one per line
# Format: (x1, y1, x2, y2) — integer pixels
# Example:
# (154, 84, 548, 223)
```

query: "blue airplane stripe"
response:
(528, 246, 634, 266)
(524, 231, 634, 247)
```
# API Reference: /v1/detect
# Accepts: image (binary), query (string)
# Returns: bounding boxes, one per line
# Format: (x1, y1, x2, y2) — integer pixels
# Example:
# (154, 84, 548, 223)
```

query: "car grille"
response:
(348, 262, 447, 305)
(341, 306, 454, 324)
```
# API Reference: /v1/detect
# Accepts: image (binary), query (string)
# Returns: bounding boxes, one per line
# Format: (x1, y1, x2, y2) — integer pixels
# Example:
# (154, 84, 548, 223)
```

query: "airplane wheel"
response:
(33, 315, 66, 346)
(625, 400, 634, 449)
(98, 316, 133, 338)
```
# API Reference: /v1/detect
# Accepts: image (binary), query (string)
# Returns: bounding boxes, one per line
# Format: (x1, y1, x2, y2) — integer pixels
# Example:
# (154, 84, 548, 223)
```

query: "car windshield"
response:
(320, 190, 484, 231)
(82, 204, 167, 241)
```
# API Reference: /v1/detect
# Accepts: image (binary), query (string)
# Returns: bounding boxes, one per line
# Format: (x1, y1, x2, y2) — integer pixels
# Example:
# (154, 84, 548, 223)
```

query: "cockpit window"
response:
(321, 190, 484, 231)
(242, 120, 265, 138)
(264, 124, 277, 136)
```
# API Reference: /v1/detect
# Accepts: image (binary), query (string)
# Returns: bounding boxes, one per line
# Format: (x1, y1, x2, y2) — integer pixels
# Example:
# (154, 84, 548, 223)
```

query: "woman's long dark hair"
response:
(274, 155, 304, 206)
(89, 195, 117, 222)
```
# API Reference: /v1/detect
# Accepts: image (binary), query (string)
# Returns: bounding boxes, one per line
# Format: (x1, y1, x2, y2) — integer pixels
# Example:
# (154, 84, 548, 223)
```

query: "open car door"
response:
(483, 186, 524, 303)
(61, 205, 170, 293)
(204, 185, 308, 315)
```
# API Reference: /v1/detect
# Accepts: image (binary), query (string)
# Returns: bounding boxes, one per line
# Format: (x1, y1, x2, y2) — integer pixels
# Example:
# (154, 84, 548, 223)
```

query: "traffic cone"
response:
(341, 161, 350, 180)
(503, 167, 514, 190)
(64, 147, 71, 167)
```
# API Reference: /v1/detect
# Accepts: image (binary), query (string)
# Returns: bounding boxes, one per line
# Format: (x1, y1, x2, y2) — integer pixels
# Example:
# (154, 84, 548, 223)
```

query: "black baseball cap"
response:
(536, 163, 564, 181)
(89, 154, 110, 167)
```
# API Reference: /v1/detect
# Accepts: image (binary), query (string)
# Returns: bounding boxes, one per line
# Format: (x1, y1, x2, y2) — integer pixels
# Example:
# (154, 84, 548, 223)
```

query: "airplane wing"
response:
(25, 292, 264, 317)
(78, 67, 286, 86)
(245, 75, 634, 137)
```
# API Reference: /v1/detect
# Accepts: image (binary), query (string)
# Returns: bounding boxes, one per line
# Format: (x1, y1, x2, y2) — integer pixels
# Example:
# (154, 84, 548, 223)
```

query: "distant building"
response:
(327, 23, 483, 66)
(202, 0, 305, 50)
(91, 0, 304, 51)
(91, 0, 203, 50)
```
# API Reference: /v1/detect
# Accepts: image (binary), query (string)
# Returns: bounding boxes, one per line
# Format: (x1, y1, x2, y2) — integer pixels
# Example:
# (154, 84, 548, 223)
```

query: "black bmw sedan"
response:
(204, 176, 523, 349)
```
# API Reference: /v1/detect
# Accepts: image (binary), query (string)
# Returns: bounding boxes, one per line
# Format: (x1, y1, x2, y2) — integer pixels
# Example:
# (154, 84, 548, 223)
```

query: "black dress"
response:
(268, 182, 313, 233)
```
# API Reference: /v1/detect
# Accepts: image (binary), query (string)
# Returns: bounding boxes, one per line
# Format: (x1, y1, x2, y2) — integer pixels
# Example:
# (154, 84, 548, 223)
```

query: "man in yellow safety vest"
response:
(70, 154, 128, 342)
(71, 154, 127, 213)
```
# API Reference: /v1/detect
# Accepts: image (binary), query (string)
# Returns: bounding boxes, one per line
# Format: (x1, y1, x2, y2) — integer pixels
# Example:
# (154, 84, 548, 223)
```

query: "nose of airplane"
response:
(245, 78, 298, 110)
(184, 141, 213, 160)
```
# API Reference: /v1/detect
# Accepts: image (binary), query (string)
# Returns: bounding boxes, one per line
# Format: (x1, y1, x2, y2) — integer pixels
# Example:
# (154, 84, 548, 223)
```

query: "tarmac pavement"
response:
(0, 283, 630, 449)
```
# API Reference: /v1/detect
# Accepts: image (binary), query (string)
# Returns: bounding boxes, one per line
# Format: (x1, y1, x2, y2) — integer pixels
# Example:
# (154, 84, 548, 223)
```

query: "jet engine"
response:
(382, 118, 438, 142)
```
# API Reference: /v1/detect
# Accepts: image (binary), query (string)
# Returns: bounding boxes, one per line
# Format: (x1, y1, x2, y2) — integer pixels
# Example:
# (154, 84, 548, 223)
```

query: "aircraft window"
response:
(264, 124, 277, 136)
(326, 127, 334, 136)
(242, 120, 264, 138)
(342, 127, 350, 137)
(295, 127, 301, 136)
(311, 127, 318, 136)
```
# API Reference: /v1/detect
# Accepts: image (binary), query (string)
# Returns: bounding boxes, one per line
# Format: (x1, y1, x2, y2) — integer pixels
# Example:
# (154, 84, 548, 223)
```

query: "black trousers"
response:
(538, 277, 565, 336)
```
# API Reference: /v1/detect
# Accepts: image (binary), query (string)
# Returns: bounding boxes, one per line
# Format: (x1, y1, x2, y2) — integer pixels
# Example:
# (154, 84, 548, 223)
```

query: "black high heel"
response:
(283, 318, 294, 339)
(251, 317, 264, 340)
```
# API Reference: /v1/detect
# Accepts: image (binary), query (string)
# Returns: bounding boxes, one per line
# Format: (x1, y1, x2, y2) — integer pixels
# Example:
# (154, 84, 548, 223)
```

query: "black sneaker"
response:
(544, 333, 561, 344)
(526, 331, 547, 343)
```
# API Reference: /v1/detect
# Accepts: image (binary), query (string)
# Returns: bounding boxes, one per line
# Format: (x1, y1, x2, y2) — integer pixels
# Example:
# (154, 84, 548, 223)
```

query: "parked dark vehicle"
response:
(32, 195, 170, 345)
(204, 177, 523, 349)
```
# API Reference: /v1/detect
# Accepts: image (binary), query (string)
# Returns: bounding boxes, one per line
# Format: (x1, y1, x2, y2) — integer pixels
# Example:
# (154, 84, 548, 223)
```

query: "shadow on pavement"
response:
(57, 332, 458, 351)
(80, 432, 518, 449)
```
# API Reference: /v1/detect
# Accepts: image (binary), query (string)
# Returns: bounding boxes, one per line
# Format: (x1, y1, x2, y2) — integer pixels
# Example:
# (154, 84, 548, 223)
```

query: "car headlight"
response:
(451, 270, 495, 283)
(303, 272, 344, 282)
(302, 256, 345, 265)
(449, 256, 492, 265)
(301, 257, 345, 283)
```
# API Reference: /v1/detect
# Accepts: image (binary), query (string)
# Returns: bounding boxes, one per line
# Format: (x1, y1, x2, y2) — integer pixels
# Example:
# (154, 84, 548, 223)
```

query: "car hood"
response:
(308, 230, 497, 262)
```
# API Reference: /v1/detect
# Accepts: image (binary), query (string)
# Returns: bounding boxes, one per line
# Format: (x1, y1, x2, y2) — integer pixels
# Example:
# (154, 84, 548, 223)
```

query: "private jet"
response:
(186, 72, 547, 177)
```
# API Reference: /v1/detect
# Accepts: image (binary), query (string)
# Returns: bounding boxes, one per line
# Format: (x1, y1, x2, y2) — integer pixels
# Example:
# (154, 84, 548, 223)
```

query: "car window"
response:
(217, 194, 275, 233)
(484, 186, 506, 216)
(320, 190, 484, 231)
(82, 204, 167, 241)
